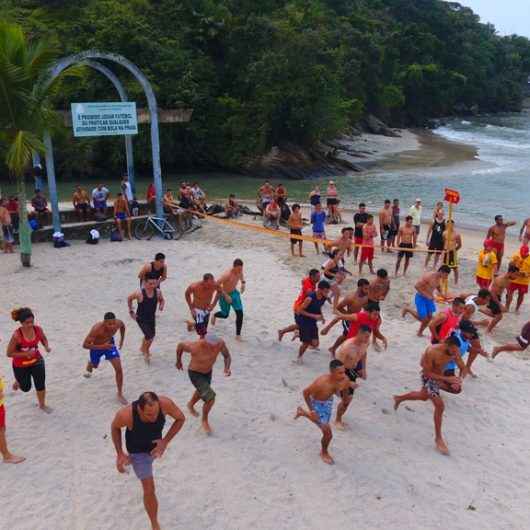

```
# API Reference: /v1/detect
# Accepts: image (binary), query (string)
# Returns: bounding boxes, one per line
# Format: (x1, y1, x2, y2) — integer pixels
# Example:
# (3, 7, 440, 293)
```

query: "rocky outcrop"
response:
(360, 114, 401, 137)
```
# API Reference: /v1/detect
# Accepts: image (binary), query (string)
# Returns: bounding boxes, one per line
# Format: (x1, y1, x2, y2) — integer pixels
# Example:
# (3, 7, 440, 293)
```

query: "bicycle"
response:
(134, 215, 179, 240)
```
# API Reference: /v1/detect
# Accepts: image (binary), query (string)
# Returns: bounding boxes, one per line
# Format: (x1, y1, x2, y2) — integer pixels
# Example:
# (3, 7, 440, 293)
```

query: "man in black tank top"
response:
(138, 253, 167, 287)
(111, 391, 185, 530)
(128, 273, 165, 364)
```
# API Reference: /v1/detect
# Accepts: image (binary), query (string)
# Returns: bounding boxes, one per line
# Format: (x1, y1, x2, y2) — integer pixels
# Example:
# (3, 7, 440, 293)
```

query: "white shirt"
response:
(408, 205, 422, 226)
(122, 181, 133, 202)
(92, 187, 109, 201)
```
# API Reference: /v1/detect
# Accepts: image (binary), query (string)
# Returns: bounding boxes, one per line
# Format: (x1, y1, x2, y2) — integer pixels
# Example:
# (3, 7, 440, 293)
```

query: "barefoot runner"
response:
(320, 279, 370, 356)
(138, 253, 167, 287)
(7, 307, 52, 413)
(492, 321, 530, 359)
(128, 273, 165, 363)
(83, 312, 127, 404)
(278, 269, 321, 342)
(294, 280, 331, 363)
(176, 334, 231, 434)
(428, 297, 465, 344)
(0, 374, 25, 464)
(111, 391, 185, 530)
(185, 274, 221, 337)
(393, 335, 468, 455)
(402, 266, 451, 337)
(212, 259, 246, 339)
(294, 359, 354, 464)
(334, 326, 371, 429)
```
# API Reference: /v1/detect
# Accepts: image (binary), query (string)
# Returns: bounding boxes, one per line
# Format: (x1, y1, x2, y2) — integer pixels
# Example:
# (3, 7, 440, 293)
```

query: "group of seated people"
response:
(257, 181, 289, 229)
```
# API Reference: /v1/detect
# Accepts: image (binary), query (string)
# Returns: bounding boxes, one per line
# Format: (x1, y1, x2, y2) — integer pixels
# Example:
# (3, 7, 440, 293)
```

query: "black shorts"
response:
(75, 203, 89, 212)
(295, 315, 319, 343)
(428, 240, 444, 253)
(445, 250, 458, 269)
(137, 318, 156, 340)
(381, 225, 391, 241)
(290, 228, 302, 244)
(342, 320, 351, 337)
(398, 243, 414, 258)
(13, 359, 46, 392)
(326, 198, 339, 206)
(343, 367, 361, 396)
(487, 300, 502, 316)
(443, 368, 455, 377)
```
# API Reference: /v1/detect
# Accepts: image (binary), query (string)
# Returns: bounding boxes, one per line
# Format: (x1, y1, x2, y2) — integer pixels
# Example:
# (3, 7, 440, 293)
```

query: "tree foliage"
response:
(0, 0, 529, 175)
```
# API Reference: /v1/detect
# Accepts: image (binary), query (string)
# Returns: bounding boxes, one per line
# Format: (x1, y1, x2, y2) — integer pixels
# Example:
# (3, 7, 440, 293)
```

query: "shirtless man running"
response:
(327, 227, 354, 258)
(176, 334, 231, 434)
(83, 312, 127, 404)
(185, 274, 221, 337)
(334, 326, 371, 429)
(212, 258, 246, 339)
(368, 268, 390, 303)
(320, 279, 370, 356)
(490, 264, 519, 312)
(395, 215, 417, 277)
(294, 359, 354, 464)
(486, 215, 516, 268)
(402, 266, 451, 336)
(393, 335, 468, 455)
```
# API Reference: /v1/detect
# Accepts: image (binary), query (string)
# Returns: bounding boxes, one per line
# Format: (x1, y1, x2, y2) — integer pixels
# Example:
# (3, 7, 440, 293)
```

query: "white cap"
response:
(415, 198, 422, 202)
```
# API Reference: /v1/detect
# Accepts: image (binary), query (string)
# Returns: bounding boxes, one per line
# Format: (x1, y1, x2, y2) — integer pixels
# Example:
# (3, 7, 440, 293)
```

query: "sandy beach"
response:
(1, 210, 530, 530)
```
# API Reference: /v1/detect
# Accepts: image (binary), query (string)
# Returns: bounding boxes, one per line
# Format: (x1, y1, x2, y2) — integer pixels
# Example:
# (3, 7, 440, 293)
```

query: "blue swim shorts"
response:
(310, 397, 333, 425)
(415, 293, 436, 320)
(90, 338, 120, 367)
(130, 452, 154, 480)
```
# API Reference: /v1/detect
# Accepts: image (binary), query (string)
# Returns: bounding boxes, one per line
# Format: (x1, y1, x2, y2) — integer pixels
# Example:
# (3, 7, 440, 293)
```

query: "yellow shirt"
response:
(0, 376, 4, 407)
(511, 253, 530, 286)
(476, 250, 498, 280)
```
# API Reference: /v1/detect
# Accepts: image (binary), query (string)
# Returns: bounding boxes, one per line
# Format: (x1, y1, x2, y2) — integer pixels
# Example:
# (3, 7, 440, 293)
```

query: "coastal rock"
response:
(362, 114, 401, 138)
(243, 142, 364, 180)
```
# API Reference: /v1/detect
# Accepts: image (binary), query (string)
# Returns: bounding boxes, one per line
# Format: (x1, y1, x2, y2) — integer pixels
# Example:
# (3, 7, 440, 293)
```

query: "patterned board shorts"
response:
(422, 375, 440, 397)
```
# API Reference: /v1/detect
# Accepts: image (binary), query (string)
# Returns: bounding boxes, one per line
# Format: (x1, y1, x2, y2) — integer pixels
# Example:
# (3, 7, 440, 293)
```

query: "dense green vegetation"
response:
(1, 0, 530, 178)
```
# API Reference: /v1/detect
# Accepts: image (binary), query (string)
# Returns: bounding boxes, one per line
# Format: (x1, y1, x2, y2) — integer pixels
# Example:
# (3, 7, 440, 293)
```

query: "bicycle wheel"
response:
(134, 220, 156, 240)
(165, 219, 182, 240)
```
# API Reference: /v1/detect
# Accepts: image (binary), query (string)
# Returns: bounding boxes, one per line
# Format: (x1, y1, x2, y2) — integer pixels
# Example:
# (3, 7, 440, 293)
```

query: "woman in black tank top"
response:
(425, 218, 446, 269)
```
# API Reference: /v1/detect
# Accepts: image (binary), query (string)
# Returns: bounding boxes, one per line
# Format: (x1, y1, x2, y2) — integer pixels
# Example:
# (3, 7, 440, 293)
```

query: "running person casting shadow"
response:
(176, 334, 231, 435)
(7, 307, 52, 413)
(111, 391, 185, 530)
(128, 273, 165, 364)
(83, 312, 127, 404)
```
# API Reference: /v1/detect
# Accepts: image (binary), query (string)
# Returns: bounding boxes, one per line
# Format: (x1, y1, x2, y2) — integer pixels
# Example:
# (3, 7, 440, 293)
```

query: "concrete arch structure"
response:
(44, 50, 164, 233)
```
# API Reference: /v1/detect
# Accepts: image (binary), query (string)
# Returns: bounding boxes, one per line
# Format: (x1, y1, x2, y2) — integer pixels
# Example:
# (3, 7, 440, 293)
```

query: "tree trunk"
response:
(17, 174, 32, 267)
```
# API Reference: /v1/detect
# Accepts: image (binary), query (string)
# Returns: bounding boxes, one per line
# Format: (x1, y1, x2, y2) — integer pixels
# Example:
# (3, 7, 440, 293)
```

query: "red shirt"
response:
(6, 199, 18, 214)
(146, 184, 156, 202)
(434, 308, 461, 342)
(347, 311, 380, 339)
(293, 277, 317, 311)
(12, 326, 44, 368)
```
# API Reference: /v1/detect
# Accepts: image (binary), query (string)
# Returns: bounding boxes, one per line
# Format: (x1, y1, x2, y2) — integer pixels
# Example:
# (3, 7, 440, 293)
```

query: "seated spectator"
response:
(191, 182, 207, 212)
(31, 189, 49, 226)
(264, 199, 281, 230)
(163, 189, 179, 215)
(146, 183, 156, 211)
(114, 192, 132, 240)
(225, 194, 240, 219)
(6, 196, 19, 229)
(179, 182, 194, 210)
(72, 185, 90, 222)
(92, 183, 110, 215)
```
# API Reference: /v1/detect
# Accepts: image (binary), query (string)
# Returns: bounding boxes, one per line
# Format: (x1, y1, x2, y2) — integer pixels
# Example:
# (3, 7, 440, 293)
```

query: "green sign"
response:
(71, 102, 138, 137)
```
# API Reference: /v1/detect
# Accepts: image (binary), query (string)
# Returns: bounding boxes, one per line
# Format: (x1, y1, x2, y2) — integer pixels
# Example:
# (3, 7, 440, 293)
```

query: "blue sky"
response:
(449, 1, 530, 38)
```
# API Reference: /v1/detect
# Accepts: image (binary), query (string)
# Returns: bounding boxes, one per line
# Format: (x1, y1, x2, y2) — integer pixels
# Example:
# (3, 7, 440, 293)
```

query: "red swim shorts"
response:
(361, 246, 374, 261)
(508, 283, 528, 295)
(476, 276, 491, 289)
(0, 405, 5, 429)
(354, 236, 363, 245)
(490, 241, 504, 254)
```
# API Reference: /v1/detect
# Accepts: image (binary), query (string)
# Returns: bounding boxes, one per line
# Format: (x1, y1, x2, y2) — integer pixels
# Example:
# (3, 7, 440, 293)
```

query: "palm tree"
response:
(0, 22, 63, 267)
